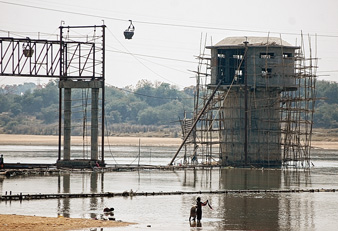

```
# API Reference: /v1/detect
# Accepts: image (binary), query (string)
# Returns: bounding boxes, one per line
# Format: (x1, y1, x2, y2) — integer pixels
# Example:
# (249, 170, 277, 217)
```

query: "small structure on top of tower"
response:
(208, 36, 298, 90)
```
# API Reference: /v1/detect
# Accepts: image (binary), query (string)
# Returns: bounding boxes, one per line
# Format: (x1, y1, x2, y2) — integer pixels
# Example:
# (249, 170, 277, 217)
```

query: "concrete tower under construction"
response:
(173, 36, 316, 168)
(208, 37, 298, 166)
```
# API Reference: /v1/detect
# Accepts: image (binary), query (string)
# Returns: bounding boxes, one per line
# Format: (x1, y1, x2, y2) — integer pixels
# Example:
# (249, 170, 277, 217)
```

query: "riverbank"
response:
(0, 214, 132, 231)
(311, 141, 338, 150)
(1, 134, 338, 149)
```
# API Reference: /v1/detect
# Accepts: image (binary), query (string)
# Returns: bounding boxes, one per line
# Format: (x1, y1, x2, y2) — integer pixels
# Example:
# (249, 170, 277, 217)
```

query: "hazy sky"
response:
(1, 0, 337, 89)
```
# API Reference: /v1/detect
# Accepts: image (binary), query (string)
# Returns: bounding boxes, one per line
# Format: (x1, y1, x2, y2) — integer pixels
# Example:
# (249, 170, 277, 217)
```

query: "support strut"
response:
(169, 81, 222, 165)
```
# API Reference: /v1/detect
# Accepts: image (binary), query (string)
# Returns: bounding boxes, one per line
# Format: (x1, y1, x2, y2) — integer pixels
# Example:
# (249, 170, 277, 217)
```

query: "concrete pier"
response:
(64, 88, 71, 160)
(57, 80, 104, 168)
(91, 88, 99, 160)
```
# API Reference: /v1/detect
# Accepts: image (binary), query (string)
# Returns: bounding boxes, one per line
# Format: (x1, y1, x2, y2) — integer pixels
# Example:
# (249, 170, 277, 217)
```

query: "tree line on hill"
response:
(0, 79, 337, 136)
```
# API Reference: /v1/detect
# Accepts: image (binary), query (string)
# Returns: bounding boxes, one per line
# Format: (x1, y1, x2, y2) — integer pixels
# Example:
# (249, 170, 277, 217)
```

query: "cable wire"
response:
(1, 0, 337, 38)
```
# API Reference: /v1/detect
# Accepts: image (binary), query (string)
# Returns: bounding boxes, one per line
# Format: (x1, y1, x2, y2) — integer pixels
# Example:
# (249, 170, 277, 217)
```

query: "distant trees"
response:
(0, 79, 194, 135)
(0, 80, 59, 134)
(1, 79, 338, 135)
(312, 80, 338, 128)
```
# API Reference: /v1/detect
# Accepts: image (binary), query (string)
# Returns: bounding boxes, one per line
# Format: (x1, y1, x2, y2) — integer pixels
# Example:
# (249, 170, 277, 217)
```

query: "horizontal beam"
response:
(60, 25, 106, 29)
(0, 37, 59, 44)
(59, 80, 104, 89)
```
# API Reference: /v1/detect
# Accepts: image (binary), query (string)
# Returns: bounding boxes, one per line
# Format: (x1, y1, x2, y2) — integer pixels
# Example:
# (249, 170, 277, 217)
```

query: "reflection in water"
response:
(190, 220, 202, 227)
(2, 167, 338, 230)
(216, 193, 280, 230)
(58, 173, 70, 217)
(182, 168, 219, 190)
(220, 168, 281, 190)
(0, 176, 4, 195)
(91, 172, 98, 193)
(208, 169, 280, 230)
(180, 168, 318, 230)
(282, 169, 312, 188)
(90, 172, 98, 219)
(278, 194, 315, 230)
(57, 172, 106, 218)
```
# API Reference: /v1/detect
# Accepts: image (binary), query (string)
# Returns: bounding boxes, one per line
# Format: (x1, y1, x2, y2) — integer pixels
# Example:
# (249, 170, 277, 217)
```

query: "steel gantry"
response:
(0, 25, 106, 168)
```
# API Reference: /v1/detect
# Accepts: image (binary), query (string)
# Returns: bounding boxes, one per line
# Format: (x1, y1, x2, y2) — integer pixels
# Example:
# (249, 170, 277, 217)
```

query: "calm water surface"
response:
(1, 145, 338, 230)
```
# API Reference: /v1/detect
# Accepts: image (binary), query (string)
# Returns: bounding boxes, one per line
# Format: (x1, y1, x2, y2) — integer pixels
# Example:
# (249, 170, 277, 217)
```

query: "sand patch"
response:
(0, 214, 133, 231)
(1, 134, 338, 149)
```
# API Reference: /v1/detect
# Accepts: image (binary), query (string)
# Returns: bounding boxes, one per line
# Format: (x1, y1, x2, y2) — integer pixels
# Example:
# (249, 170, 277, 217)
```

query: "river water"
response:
(1, 145, 338, 230)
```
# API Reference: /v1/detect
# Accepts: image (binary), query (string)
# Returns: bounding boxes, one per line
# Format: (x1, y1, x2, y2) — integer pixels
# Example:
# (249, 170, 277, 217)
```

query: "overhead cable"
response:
(1, 0, 338, 38)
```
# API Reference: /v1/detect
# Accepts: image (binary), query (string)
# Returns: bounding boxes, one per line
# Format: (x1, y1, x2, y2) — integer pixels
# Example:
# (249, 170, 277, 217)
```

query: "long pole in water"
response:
(169, 81, 222, 165)
(101, 25, 106, 163)
(138, 138, 141, 166)
(244, 40, 249, 166)
(58, 26, 64, 161)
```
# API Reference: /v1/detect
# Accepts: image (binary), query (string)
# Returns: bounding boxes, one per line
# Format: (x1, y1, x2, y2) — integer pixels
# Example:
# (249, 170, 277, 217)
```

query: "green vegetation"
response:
(0, 79, 337, 136)
(313, 80, 338, 128)
(0, 80, 194, 137)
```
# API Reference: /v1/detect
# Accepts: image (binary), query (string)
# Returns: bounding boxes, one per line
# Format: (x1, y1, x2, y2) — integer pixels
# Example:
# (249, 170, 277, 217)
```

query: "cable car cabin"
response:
(23, 47, 34, 57)
(124, 30, 134, 39)
(124, 20, 135, 39)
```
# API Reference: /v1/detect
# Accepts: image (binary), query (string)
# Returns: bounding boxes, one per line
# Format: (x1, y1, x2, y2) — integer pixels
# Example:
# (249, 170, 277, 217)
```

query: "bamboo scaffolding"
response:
(176, 35, 316, 168)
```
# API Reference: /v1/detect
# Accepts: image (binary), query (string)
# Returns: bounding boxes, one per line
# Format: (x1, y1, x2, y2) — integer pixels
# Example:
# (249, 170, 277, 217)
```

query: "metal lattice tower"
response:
(0, 25, 106, 168)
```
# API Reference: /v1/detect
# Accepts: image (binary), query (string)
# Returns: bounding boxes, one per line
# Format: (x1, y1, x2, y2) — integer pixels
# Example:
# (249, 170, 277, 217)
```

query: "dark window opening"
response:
(216, 49, 245, 85)
(217, 50, 227, 79)
(283, 53, 293, 58)
(233, 54, 243, 60)
(260, 53, 274, 59)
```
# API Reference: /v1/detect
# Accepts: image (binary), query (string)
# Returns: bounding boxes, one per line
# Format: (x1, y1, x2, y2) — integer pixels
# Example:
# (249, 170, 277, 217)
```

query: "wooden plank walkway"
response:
(1, 188, 336, 201)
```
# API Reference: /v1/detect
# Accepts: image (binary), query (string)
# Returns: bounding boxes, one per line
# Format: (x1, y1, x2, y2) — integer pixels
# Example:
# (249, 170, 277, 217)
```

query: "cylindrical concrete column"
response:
(91, 88, 99, 160)
(220, 89, 281, 166)
(64, 88, 71, 160)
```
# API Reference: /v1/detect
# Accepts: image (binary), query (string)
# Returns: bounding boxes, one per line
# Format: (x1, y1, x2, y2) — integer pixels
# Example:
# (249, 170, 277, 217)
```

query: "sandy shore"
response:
(0, 134, 338, 149)
(0, 134, 182, 147)
(310, 141, 338, 150)
(0, 214, 133, 231)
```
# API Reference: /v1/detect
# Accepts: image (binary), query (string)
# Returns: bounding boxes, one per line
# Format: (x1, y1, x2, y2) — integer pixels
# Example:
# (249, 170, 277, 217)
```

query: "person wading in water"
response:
(196, 197, 208, 222)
